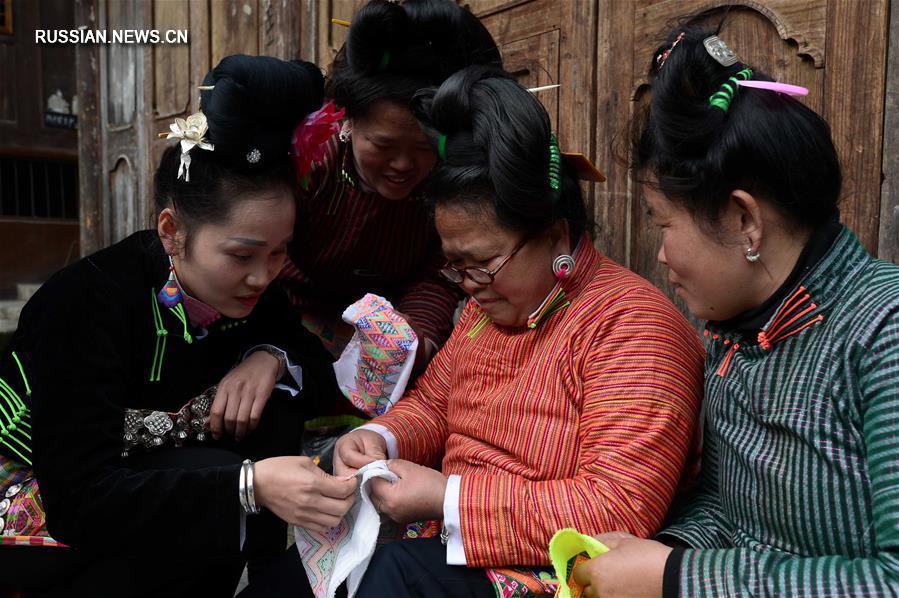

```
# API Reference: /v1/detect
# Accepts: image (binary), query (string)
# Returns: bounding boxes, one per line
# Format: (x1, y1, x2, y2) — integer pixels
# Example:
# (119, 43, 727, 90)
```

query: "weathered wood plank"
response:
(75, 0, 104, 254)
(594, 0, 634, 266)
(211, 0, 259, 64)
(560, 0, 597, 241)
(153, 0, 191, 119)
(824, 0, 888, 253)
(106, 0, 138, 127)
(261, 0, 301, 60)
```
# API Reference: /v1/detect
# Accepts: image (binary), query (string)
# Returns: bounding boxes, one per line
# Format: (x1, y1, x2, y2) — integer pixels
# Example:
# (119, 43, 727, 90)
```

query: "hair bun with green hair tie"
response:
(548, 133, 561, 191)
(709, 67, 753, 113)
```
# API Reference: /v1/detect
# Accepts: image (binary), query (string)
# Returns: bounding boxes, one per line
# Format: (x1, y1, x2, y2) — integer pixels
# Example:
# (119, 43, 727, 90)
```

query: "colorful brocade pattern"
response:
(338, 294, 418, 417)
(0, 455, 65, 547)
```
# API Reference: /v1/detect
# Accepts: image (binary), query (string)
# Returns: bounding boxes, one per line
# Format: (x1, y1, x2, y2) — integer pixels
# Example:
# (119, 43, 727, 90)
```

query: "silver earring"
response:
(338, 128, 351, 143)
(745, 246, 760, 263)
(552, 254, 575, 280)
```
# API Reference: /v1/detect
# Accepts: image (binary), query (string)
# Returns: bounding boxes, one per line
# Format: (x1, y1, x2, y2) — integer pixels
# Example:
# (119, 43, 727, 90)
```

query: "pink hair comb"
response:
(735, 80, 808, 96)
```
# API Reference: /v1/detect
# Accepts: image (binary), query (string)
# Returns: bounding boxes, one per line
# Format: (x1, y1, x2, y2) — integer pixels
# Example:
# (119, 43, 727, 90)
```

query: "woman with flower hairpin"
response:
(0, 56, 355, 597)
(570, 26, 899, 598)
(279, 0, 503, 371)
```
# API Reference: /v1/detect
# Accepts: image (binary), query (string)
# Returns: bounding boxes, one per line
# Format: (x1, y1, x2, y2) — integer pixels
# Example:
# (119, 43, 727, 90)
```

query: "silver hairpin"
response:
(527, 84, 561, 94)
(246, 148, 262, 164)
(703, 36, 739, 67)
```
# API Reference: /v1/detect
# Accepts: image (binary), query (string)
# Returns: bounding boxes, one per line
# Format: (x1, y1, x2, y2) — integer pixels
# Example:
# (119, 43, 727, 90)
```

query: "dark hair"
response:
(634, 24, 841, 232)
(153, 55, 324, 239)
(412, 65, 587, 240)
(153, 146, 297, 235)
(327, 0, 502, 118)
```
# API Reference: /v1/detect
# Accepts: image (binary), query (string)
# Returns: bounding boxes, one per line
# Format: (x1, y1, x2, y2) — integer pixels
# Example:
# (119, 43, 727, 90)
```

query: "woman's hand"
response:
(209, 350, 281, 441)
(254, 456, 358, 532)
(572, 532, 671, 598)
(334, 429, 388, 477)
(368, 459, 446, 523)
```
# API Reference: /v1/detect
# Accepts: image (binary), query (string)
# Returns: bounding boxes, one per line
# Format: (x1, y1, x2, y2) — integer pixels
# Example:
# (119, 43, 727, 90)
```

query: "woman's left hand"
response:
(571, 532, 671, 598)
(368, 459, 447, 523)
(209, 350, 281, 442)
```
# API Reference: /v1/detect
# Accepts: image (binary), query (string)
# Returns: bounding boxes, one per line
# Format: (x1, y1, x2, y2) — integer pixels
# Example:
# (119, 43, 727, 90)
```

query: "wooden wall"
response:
(74, 0, 897, 314)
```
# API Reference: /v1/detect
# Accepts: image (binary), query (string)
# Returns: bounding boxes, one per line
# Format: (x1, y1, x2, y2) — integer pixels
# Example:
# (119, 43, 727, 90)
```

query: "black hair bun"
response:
(346, 0, 501, 81)
(200, 55, 324, 170)
(345, 0, 408, 73)
(413, 65, 588, 239)
(329, 0, 501, 116)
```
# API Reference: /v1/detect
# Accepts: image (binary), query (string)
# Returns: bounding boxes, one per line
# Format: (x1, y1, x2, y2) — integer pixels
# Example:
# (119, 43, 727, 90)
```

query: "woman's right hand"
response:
(333, 429, 388, 477)
(253, 456, 357, 532)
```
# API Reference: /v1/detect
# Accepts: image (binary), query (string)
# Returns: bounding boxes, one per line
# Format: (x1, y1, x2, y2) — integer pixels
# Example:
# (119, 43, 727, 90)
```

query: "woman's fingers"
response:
(222, 386, 242, 436)
(209, 386, 230, 439)
(233, 390, 255, 441)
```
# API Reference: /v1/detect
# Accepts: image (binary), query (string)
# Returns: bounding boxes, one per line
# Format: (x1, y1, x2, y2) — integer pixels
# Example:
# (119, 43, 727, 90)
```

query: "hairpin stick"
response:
(735, 80, 808, 96)
(331, 18, 351, 27)
(197, 85, 214, 91)
(528, 84, 561, 94)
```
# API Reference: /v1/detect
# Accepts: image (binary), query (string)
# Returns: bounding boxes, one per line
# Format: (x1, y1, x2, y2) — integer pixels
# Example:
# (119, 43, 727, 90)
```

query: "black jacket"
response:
(0, 230, 339, 554)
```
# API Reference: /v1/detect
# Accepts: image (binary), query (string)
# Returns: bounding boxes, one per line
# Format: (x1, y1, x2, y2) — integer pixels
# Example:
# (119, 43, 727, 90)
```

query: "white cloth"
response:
(355, 425, 468, 565)
(295, 460, 398, 598)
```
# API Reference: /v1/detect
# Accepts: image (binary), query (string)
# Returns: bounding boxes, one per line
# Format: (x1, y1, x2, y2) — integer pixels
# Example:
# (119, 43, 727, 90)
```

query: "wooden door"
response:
(595, 0, 889, 316)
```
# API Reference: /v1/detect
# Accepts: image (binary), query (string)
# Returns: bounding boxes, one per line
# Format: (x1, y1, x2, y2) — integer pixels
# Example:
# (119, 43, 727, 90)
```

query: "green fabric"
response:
(662, 227, 899, 595)
(548, 528, 608, 598)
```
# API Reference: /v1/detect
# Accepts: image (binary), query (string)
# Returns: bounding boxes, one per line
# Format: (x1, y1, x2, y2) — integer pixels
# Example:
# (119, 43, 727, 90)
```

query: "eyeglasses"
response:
(439, 238, 528, 285)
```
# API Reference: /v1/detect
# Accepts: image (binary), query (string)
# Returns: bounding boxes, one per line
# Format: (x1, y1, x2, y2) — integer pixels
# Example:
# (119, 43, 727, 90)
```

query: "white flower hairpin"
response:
(158, 111, 215, 181)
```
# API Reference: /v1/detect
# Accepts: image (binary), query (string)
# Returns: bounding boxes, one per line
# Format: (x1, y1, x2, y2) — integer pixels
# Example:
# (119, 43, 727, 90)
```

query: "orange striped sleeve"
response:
(371, 302, 475, 466)
(458, 287, 705, 566)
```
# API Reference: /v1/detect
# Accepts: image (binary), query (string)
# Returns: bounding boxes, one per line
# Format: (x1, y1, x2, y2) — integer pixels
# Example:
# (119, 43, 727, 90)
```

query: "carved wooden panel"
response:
(501, 30, 561, 128)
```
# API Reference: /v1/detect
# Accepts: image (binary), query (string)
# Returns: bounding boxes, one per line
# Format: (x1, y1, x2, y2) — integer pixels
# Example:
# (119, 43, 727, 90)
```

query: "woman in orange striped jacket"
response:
(333, 66, 706, 597)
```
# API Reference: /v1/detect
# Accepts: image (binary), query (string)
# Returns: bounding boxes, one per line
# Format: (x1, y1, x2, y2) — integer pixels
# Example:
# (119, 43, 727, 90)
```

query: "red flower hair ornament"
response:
(291, 100, 346, 189)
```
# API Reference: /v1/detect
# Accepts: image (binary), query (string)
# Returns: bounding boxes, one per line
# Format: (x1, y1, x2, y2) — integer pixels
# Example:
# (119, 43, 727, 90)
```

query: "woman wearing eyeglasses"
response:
(323, 66, 707, 596)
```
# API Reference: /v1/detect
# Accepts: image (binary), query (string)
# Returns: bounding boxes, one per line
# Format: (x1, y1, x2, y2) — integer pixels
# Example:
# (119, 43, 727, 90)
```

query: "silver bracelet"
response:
(239, 459, 261, 515)
(238, 460, 250, 513)
(245, 459, 260, 514)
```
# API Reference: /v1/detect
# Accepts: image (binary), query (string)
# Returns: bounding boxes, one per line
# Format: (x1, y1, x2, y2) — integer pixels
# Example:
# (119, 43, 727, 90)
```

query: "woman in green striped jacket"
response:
(571, 25, 899, 597)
